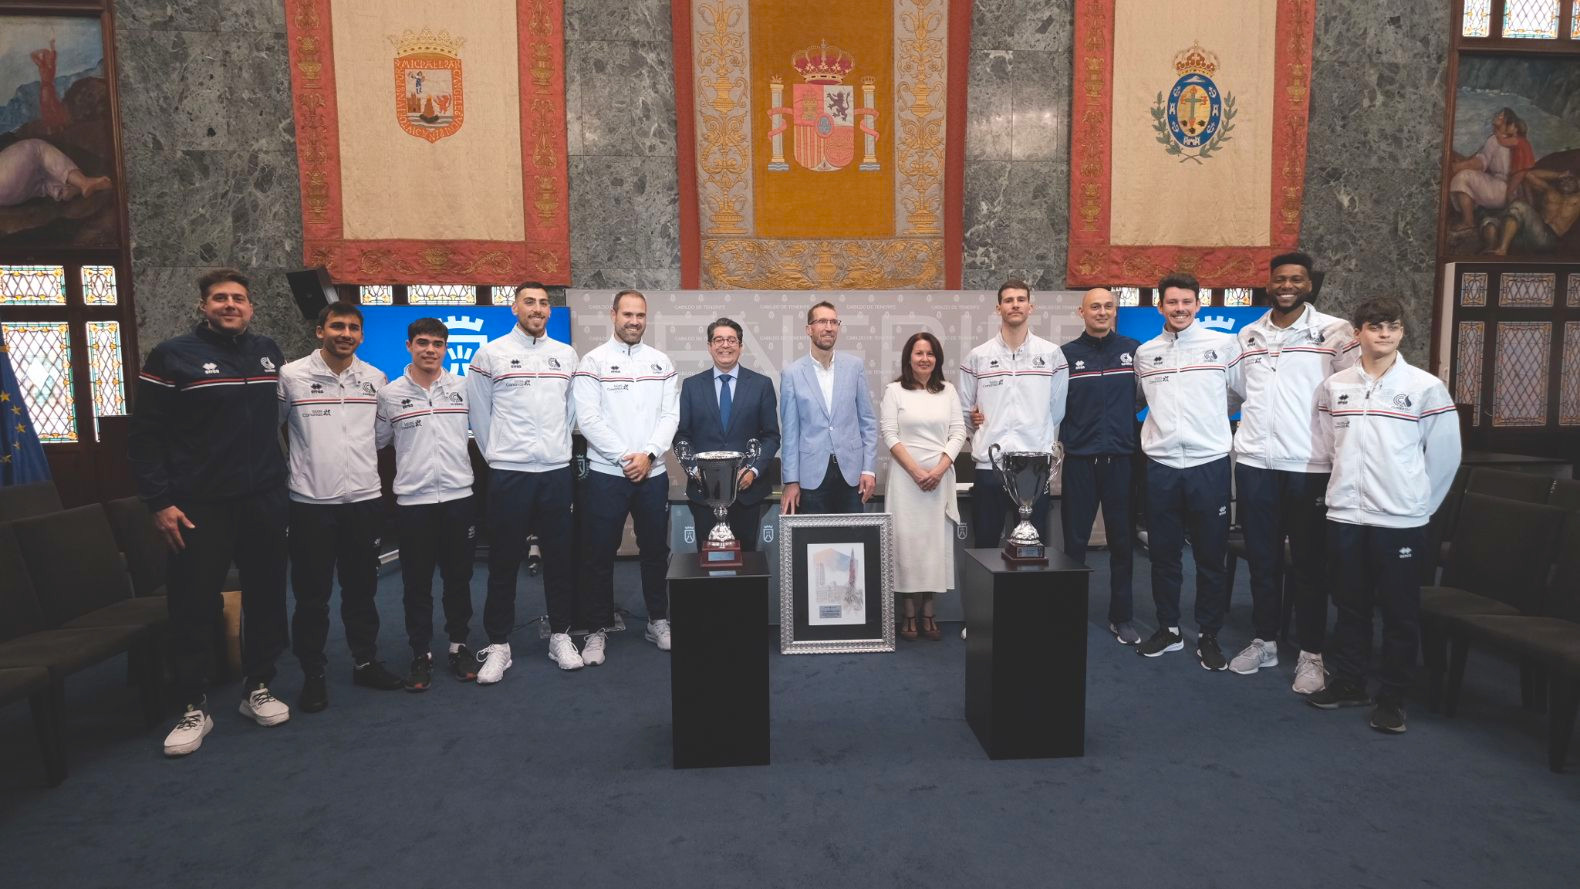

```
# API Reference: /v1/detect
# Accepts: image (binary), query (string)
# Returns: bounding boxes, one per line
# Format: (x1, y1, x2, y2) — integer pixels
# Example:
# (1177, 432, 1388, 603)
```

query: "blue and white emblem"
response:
(1151, 43, 1236, 163)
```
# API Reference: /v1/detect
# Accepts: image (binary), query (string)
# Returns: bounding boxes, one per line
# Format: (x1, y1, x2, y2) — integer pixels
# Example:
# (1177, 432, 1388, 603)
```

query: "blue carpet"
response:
(1, 552, 1577, 888)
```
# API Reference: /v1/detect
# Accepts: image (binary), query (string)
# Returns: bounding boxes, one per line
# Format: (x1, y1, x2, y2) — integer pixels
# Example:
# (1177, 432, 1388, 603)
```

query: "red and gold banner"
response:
(674, 0, 971, 289)
(286, 0, 570, 284)
(1067, 0, 1314, 287)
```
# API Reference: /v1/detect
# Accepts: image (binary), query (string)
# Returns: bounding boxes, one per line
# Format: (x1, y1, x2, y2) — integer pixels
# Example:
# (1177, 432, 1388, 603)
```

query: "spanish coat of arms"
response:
(766, 41, 880, 173)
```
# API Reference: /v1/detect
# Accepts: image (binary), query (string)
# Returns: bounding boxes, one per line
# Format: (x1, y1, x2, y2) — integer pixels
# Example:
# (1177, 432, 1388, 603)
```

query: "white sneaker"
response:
(476, 643, 512, 685)
(1292, 651, 1327, 695)
(582, 630, 607, 666)
(547, 633, 585, 670)
(238, 685, 290, 726)
(163, 707, 213, 757)
(1229, 638, 1279, 675)
(645, 618, 672, 651)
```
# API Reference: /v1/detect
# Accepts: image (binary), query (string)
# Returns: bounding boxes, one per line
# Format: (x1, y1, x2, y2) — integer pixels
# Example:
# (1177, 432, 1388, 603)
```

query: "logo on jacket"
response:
(1120, 353, 1133, 366)
(610, 365, 621, 373)
(400, 397, 414, 408)
(651, 363, 662, 373)
(449, 393, 463, 404)
(548, 357, 561, 369)
(988, 359, 1000, 368)
(1393, 394, 1412, 409)
(1398, 547, 1413, 559)
(1073, 360, 1086, 370)
(310, 382, 324, 394)
(510, 358, 522, 368)
(1337, 393, 1349, 405)
(260, 357, 275, 372)
(1203, 349, 1218, 362)
(202, 362, 219, 375)
(362, 382, 377, 396)
(1033, 356, 1047, 368)
(1152, 355, 1163, 365)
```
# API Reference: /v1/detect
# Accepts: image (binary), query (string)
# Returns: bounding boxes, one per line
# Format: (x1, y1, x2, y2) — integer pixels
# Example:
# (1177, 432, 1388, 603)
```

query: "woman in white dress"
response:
(879, 332, 967, 641)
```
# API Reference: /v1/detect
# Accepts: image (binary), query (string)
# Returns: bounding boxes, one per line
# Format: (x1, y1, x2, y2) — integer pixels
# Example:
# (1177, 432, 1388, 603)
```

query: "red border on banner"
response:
(1067, 0, 1315, 288)
(286, 0, 571, 285)
(673, 0, 702, 289)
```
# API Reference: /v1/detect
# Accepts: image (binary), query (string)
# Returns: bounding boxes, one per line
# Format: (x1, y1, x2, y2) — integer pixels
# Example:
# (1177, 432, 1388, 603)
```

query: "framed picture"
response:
(778, 513, 894, 654)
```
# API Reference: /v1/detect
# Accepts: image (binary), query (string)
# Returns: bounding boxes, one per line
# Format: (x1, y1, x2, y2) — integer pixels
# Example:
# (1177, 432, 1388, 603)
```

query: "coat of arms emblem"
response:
(766, 41, 879, 173)
(1150, 43, 1236, 163)
(389, 28, 465, 143)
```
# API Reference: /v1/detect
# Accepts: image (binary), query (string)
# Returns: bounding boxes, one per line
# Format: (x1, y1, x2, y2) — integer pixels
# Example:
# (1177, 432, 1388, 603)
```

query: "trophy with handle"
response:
(988, 442, 1058, 565)
(678, 438, 761, 568)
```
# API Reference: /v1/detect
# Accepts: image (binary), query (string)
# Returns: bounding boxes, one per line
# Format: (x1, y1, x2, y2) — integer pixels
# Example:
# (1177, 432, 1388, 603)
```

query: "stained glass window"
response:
(86, 322, 127, 425)
(408, 284, 476, 305)
(1, 322, 77, 443)
(360, 285, 393, 305)
(1463, 0, 1492, 36)
(1221, 288, 1254, 307)
(0, 265, 67, 306)
(1115, 287, 1141, 307)
(1492, 321, 1551, 427)
(492, 286, 518, 305)
(1573, 0, 1579, 37)
(1199, 289, 1214, 307)
(1503, 0, 1559, 38)
(81, 265, 118, 306)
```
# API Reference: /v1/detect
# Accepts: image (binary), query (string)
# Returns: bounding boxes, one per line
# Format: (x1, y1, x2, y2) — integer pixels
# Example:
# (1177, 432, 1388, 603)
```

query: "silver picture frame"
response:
(778, 512, 895, 655)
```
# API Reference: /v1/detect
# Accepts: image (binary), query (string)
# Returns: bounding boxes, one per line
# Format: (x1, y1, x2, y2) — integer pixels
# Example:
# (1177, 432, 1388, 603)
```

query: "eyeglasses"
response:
(810, 319, 842, 328)
(710, 336, 740, 346)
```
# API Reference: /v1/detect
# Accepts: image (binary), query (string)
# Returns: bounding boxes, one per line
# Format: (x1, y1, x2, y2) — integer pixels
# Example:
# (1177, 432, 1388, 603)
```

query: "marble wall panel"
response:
(567, 156, 680, 273)
(571, 40, 677, 158)
(965, 51, 1013, 161)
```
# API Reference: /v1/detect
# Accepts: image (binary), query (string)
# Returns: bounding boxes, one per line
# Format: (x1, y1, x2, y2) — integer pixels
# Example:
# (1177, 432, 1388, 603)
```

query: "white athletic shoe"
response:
(645, 618, 672, 651)
(547, 633, 585, 670)
(1292, 650, 1327, 695)
(1229, 638, 1279, 675)
(476, 643, 513, 685)
(163, 707, 213, 757)
(582, 630, 607, 666)
(238, 685, 290, 726)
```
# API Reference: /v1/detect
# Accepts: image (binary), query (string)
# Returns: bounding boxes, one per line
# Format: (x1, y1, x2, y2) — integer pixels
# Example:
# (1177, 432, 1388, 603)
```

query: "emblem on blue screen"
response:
(1152, 43, 1236, 163)
(442, 315, 489, 377)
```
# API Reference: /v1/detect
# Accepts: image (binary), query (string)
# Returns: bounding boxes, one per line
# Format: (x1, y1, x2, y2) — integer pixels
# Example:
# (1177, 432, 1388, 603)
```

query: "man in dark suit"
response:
(675, 317, 781, 550)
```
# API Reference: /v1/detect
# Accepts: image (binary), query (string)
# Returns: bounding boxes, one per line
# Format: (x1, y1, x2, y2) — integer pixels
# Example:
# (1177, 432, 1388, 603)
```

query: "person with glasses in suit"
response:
(779, 301, 879, 515)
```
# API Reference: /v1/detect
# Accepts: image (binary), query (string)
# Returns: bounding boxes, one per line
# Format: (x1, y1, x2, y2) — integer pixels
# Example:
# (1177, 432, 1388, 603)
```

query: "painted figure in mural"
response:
(0, 138, 112, 207)
(30, 39, 71, 134)
(1447, 108, 1529, 233)
(1484, 169, 1580, 255)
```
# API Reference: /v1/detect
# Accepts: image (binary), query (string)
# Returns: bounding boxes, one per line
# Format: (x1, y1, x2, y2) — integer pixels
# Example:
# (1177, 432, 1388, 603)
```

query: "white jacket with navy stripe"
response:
(1315, 355, 1461, 529)
(278, 351, 386, 504)
(1135, 321, 1243, 469)
(465, 326, 578, 472)
(376, 367, 473, 506)
(572, 337, 680, 479)
(1231, 305, 1358, 473)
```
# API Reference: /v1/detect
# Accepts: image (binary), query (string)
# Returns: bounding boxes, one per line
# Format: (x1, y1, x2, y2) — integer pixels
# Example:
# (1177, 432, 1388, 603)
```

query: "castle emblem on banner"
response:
(1150, 42, 1237, 163)
(388, 28, 466, 143)
(766, 41, 880, 173)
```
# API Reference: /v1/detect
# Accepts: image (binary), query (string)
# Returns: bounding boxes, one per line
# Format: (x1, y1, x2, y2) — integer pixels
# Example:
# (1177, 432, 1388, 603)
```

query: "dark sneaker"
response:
(352, 660, 405, 691)
(1137, 627, 1184, 657)
(300, 673, 329, 713)
(1196, 634, 1228, 671)
(449, 645, 478, 682)
(405, 654, 433, 692)
(1109, 621, 1142, 645)
(1307, 679, 1371, 710)
(1369, 696, 1407, 734)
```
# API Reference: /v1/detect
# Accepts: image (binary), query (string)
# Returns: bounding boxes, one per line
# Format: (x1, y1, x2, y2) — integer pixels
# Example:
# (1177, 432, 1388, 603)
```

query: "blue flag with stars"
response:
(0, 326, 51, 485)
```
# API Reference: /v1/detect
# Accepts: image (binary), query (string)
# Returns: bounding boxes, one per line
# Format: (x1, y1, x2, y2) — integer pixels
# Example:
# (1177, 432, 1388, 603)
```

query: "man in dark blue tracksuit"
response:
(1060, 288, 1142, 644)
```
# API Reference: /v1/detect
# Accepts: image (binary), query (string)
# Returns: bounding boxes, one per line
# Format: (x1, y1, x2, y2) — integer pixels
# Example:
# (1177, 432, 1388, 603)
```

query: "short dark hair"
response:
(316, 300, 363, 328)
(513, 280, 549, 299)
(1157, 272, 1200, 297)
(612, 289, 645, 311)
(197, 268, 249, 300)
(407, 317, 449, 341)
(897, 331, 946, 393)
(1270, 251, 1314, 273)
(806, 300, 837, 324)
(1352, 297, 1406, 329)
(707, 317, 743, 343)
(997, 279, 1032, 303)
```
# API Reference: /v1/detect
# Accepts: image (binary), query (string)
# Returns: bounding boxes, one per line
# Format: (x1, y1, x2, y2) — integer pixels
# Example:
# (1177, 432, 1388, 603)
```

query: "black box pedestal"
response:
(962, 548, 1091, 760)
(668, 552, 770, 768)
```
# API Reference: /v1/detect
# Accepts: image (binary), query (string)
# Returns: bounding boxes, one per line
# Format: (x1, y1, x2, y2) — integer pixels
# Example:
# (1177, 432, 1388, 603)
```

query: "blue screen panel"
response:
(357, 306, 571, 381)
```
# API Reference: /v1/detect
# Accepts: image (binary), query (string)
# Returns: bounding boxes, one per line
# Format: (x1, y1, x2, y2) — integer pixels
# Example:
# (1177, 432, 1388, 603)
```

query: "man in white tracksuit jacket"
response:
(1306, 296, 1460, 734)
(573, 289, 681, 663)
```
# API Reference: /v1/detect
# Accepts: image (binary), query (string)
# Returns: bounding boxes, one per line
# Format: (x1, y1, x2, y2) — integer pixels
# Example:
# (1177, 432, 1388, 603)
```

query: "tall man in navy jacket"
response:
(675, 317, 780, 549)
(780, 301, 878, 515)
(1060, 288, 1142, 645)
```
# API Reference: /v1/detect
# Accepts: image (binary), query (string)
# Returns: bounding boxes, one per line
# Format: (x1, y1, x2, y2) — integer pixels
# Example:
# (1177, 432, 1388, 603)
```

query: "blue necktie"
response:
(719, 374, 733, 430)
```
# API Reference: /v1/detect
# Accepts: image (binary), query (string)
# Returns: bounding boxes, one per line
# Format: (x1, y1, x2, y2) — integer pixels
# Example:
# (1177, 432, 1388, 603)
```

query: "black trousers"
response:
(1325, 520, 1425, 700)
(1235, 464, 1330, 651)
(581, 471, 670, 627)
(290, 498, 383, 673)
(971, 466, 1052, 549)
(1144, 457, 1230, 634)
(484, 467, 573, 640)
(687, 500, 764, 552)
(396, 496, 477, 655)
(798, 457, 864, 514)
(166, 489, 288, 703)
(1061, 454, 1135, 624)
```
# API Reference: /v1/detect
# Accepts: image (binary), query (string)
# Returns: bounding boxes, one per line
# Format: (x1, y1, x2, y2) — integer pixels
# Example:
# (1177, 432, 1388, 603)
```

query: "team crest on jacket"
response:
(1120, 353, 1133, 366)
(260, 357, 275, 372)
(1393, 394, 1412, 409)
(548, 358, 561, 369)
(389, 28, 464, 143)
(361, 382, 377, 396)
(651, 363, 662, 373)
(1033, 356, 1047, 368)
(1203, 350, 1218, 361)
(449, 393, 463, 404)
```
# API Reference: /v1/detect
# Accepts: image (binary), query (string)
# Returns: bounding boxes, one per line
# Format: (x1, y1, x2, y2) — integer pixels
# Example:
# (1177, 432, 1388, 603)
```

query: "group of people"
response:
(128, 254, 1460, 758)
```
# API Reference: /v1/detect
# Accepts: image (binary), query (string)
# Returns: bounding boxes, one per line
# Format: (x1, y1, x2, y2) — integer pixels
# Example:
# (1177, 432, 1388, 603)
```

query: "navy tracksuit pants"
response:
(290, 498, 384, 673)
(396, 496, 477, 655)
(1061, 454, 1134, 625)
(484, 467, 574, 640)
(1325, 520, 1425, 701)
(1144, 456, 1230, 634)
(1234, 464, 1330, 651)
(581, 470, 671, 628)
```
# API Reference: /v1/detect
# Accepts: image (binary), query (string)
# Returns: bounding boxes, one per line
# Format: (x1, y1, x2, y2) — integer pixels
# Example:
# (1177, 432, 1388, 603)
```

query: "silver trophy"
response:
(987, 442, 1062, 564)
(678, 438, 761, 567)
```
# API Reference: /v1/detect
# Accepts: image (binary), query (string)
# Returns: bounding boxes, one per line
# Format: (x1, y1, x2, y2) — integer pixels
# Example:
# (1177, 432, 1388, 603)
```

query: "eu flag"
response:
(0, 326, 51, 485)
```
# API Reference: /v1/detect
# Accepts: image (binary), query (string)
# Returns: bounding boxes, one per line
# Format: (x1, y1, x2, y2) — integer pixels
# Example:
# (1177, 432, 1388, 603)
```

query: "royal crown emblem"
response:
(388, 28, 465, 143)
(766, 41, 880, 173)
(1150, 41, 1236, 162)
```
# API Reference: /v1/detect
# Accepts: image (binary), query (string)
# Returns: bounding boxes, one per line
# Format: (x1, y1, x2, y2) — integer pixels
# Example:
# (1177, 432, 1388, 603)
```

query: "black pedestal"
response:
(962, 548, 1091, 759)
(669, 552, 770, 768)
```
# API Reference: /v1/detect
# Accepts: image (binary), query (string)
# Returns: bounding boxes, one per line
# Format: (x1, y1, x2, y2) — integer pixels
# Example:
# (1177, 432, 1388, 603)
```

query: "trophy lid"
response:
(693, 450, 746, 460)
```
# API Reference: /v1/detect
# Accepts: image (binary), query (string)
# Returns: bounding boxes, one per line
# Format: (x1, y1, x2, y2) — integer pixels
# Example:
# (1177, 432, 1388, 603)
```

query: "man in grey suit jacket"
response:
(675, 317, 781, 549)
(779, 301, 878, 514)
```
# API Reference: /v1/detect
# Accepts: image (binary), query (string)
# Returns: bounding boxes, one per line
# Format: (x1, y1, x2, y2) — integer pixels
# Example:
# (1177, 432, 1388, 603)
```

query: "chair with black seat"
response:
(1419, 493, 1566, 711)
(0, 665, 61, 786)
(1439, 515, 1580, 772)
(11, 505, 167, 633)
(0, 481, 63, 521)
(1422, 466, 1469, 584)
(1432, 468, 1554, 583)
(102, 496, 167, 599)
